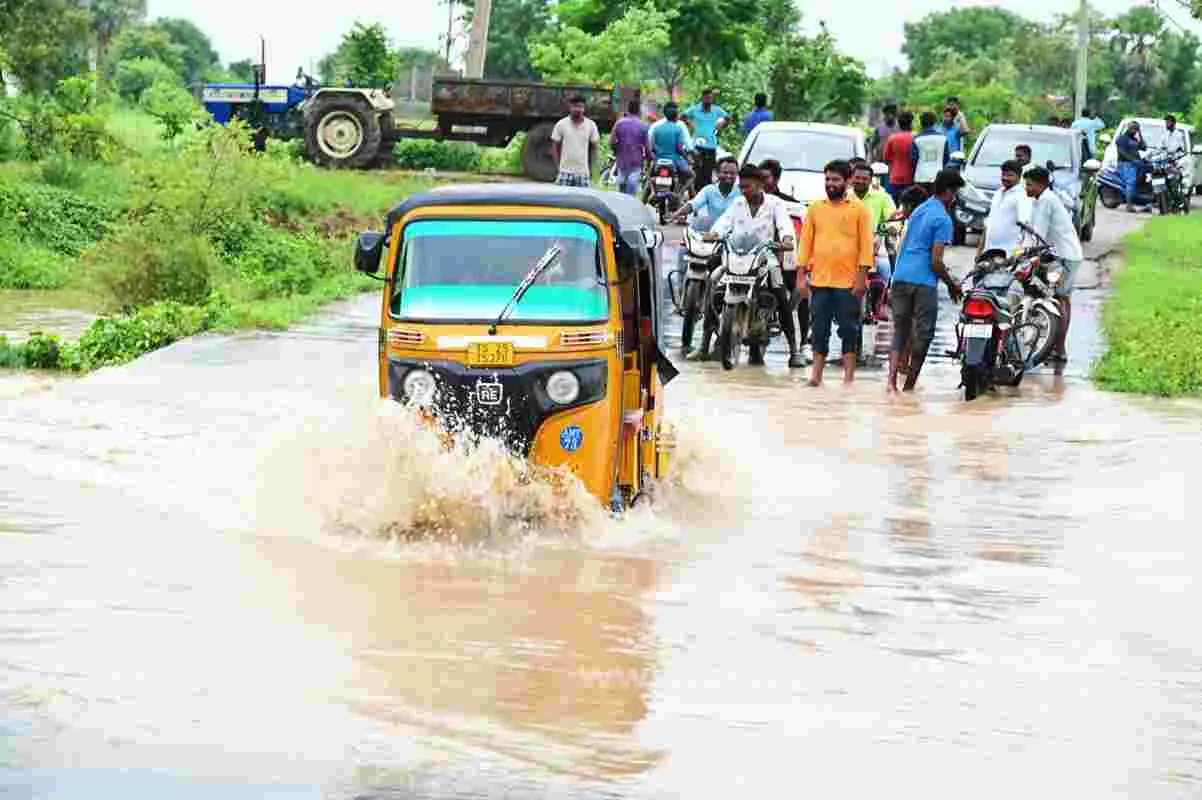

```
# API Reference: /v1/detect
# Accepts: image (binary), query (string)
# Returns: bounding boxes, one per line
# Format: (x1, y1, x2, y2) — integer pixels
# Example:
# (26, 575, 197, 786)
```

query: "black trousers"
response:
(782, 270, 810, 345)
(695, 147, 717, 190)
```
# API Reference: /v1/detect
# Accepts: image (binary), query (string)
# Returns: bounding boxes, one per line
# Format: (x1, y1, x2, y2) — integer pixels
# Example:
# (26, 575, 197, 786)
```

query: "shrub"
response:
(17, 75, 113, 162)
(0, 240, 70, 289)
(39, 154, 87, 189)
(113, 58, 181, 103)
(76, 301, 212, 370)
(393, 140, 482, 172)
(89, 222, 217, 311)
(141, 80, 202, 141)
(232, 223, 335, 298)
(0, 333, 66, 369)
(0, 181, 112, 256)
(479, 133, 524, 174)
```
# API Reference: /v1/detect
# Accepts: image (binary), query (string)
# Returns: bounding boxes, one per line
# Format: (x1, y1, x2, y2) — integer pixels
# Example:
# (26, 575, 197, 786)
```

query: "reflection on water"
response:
(3, 288, 1202, 798)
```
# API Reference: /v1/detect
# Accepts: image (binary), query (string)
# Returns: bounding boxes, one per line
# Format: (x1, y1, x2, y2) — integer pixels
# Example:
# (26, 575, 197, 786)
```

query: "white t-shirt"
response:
(1028, 189, 1083, 262)
(983, 184, 1032, 254)
(711, 193, 794, 267)
(551, 116, 600, 176)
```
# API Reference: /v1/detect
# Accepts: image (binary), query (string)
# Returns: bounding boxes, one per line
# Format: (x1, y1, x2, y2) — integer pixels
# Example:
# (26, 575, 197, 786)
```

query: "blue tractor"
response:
(199, 68, 398, 168)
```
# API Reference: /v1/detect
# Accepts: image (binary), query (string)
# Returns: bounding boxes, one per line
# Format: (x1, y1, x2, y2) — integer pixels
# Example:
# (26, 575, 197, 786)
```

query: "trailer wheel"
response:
(304, 95, 381, 169)
(522, 123, 558, 182)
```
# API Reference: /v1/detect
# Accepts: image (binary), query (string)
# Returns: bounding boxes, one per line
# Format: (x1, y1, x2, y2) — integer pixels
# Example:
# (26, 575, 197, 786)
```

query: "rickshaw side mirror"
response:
(640, 228, 664, 250)
(354, 231, 386, 275)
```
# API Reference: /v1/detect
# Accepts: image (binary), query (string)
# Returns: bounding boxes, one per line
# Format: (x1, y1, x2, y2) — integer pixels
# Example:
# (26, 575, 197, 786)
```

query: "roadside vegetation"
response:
(1092, 215, 1202, 398)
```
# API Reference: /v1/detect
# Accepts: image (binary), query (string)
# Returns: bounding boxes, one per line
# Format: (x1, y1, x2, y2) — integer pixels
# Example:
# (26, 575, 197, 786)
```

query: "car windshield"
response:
(392, 219, 608, 322)
(745, 130, 857, 173)
(972, 131, 1074, 169)
(1130, 123, 1180, 153)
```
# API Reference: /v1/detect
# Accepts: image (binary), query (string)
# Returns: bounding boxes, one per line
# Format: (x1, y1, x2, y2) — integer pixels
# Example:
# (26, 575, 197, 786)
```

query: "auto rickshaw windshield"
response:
(392, 219, 608, 322)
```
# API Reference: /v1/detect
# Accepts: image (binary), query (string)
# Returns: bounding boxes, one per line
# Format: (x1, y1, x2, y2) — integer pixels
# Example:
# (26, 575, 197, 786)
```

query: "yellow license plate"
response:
(467, 341, 515, 367)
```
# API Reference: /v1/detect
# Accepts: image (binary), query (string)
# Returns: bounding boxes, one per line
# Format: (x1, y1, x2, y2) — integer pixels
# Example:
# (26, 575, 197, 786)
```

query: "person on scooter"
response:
(977, 160, 1030, 259)
(1116, 121, 1148, 213)
(1024, 166, 1083, 367)
(648, 102, 695, 202)
(670, 156, 739, 224)
(702, 164, 799, 366)
(887, 169, 965, 395)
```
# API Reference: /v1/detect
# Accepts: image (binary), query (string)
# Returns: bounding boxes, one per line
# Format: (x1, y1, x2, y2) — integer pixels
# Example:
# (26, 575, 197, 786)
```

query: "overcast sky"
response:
(147, 0, 1198, 85)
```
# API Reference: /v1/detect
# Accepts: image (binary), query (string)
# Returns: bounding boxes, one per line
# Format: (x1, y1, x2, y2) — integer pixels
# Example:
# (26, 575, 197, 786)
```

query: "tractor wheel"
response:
(304, 95, 382, 169)
(522, 123, 558, 182)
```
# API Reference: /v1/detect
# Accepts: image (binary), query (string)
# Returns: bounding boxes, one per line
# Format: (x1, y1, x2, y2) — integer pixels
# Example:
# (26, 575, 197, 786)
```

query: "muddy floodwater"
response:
(3, 208, 1201, 798)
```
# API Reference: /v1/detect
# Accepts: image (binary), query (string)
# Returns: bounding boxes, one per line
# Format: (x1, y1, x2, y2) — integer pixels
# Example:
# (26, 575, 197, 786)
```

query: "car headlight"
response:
(545, 370, 580, 405)
(402, 368, 437, 406)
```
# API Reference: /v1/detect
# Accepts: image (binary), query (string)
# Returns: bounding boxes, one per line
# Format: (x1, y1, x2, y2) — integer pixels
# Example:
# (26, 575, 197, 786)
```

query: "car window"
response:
(744, 130, 857, 173)
(971, 130, 1075, 169)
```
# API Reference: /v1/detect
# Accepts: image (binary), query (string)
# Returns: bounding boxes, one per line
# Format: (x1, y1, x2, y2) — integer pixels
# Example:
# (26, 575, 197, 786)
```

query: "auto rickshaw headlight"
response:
(545, 370, 581, 405)
(402, 369, 437, 406)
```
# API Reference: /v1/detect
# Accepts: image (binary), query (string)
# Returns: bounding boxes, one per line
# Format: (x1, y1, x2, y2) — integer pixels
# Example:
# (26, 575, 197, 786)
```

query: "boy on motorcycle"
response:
(702, 164, 798, 365)
(646, 103, 695, 203)
(670, 157, 739, 224)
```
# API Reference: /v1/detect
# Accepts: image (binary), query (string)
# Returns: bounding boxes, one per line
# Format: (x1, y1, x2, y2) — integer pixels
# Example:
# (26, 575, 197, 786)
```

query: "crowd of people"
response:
(547, 91, 1088, 392)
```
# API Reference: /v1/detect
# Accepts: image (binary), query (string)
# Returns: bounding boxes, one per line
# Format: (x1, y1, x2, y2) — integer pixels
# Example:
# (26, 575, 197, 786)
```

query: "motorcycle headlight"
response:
(1049, 270, 1063, 286)
(545, 370, 580, 405)
(402, 368, 437, 406)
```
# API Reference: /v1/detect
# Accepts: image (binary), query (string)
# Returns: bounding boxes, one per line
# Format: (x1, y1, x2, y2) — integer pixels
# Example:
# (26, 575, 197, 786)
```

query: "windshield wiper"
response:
(488, 244, 562, 335)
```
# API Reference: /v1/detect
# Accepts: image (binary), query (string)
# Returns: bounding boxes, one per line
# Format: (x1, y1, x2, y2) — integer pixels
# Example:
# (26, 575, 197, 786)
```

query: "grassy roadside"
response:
(1, 109, 437, 373)
(1092, 214, 1202, 397)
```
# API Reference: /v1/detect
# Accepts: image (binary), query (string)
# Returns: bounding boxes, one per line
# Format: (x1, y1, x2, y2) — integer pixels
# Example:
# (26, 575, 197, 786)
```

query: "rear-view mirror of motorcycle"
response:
(354, 231, 386, 277)
(1083, 158, 1102, 173)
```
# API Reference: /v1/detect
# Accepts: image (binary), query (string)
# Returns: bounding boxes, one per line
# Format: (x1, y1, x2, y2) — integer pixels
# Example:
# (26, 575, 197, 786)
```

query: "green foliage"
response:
(90, 0, 148, 61)
(479, 134, 524, 174)
(107, 25, 185, 80)
(230, 223, 336, 299)
(530, 3, 672, 87)
(15, 74, 114, 161)
(75, 300, 215, 370)
(905, 51, 1039, 131)
(88, 222, 217, 312)
(0, 240, 69, 289)
(151, 18, 220, 84)
(225, 59, 256, 82)
(0, 332, 67, 369)
(0, 0, 92, 95)
(38, 153, 86, 188)
(461, 0, 550, 80)
(393, 140, 482, 172)
(141, 79, 201, 140)
(766, 27, 868, 125)
(319, 22, 400, 88)
(113, 57, 179, 102)
(1093, 215, 1202, 397)
(0, 179, 112, 256)
(903, 7, 1032, 79)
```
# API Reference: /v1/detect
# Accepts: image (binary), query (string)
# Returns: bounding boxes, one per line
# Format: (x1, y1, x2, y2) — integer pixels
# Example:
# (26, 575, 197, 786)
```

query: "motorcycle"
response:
(649, 158, 683, 225)
(1098, 146, 1188, 212)
(1150, 151, 1190, 215)
(667, 214, 720, 355)
(953, 235, 1064, 401)
(710, 233, 782, 370)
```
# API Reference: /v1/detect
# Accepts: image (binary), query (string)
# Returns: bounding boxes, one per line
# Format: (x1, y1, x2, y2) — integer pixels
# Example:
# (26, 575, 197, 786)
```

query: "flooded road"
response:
(3, 207, 1202, 798)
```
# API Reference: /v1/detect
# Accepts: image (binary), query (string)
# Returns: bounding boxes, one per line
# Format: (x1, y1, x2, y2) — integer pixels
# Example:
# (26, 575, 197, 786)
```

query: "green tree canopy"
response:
(90, 0, 146, 62)
(107, 25, 185, 78)
(151, 18, 220, 84)
(461, 0, 553, 80)
(318, 22, 400, 88)
(902, 7, 1031, 78)
(529, 3, 671, 87)
(0, 0, 93, 94)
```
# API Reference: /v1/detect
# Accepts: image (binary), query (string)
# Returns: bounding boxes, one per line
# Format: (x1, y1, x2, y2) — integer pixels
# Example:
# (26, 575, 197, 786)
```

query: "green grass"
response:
(1092, 214, 1202, 397)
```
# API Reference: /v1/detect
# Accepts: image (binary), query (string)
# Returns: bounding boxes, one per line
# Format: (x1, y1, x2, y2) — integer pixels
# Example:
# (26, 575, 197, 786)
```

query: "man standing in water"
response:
(1025, 166, 1083, 367)
(797, 160, 874, 386)
(887, 169, 965, 394)
(550, 96, 600, 188)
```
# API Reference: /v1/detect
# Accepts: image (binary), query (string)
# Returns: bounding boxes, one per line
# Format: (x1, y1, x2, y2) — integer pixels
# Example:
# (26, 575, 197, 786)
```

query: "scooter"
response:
(1098, 147, 1185, 210)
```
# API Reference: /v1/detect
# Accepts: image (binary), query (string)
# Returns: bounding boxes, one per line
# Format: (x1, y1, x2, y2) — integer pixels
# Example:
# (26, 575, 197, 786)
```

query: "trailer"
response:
(200, 75, 638, 182)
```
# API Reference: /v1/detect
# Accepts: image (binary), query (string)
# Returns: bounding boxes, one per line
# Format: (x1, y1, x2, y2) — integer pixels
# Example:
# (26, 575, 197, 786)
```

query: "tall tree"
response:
(460, 0, 552, 80)
(317, 22, 400, 88)
(89, 0, 146, 65)
(767, 24, 867, 124)
(901, 7, 1031, 78)
(529, 3, 671, 86)
(152, 18, 219, 84)
(107, 25, 184, 78)
(0, 0, 93, 94)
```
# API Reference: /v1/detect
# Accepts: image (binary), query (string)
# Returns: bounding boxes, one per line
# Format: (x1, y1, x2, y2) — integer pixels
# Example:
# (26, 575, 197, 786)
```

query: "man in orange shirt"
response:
(882, 111, 915, 203)
(797, 159, 874, 386)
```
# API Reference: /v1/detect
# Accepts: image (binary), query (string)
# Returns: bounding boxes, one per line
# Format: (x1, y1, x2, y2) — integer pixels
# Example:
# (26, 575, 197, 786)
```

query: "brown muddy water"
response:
(3, 214, 1202, 799)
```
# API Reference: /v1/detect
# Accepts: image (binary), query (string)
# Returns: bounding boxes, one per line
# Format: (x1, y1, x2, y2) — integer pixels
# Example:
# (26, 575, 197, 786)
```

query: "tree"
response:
(89, 0, 146, 64)
(901, 7, 1031, 78)
(766, 25, 868, 124)
(113, 56, 177, 101)
(152, 18, 219, 84)
(529, 3, 671, 87)
(0, 0, 93, 94)
(462, 0, 553, 80)
(107, 25, 185, 79)
(226, 59, 256, 82)
(317, 22, 400, 88)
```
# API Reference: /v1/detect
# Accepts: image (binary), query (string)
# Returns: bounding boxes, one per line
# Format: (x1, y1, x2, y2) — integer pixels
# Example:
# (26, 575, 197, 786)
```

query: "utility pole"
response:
(464, 0, 492, 79)
(1074, 0, 1089, 119)
(443, 0, 455, 66)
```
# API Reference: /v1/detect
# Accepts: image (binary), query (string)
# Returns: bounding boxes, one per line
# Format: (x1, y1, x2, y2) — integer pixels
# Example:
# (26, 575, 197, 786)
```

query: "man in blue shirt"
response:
(1071, 108, 1106, 158)
(742, 93, 773, 134)
(887, 168, 965, 394)
(649, 102, 694, 191)
(671, 157, 739, 224)
(683, 88, 731, 190)
(940, 106, 963, 155)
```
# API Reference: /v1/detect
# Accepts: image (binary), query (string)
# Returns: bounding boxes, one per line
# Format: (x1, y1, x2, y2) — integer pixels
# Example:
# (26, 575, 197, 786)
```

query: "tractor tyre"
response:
(522, 123, 559, 183)
(304, 95, 382, 169)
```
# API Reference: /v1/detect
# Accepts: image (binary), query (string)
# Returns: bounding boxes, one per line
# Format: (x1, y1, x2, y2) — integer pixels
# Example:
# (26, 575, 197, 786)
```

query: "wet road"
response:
(3, 207, 1202, 798)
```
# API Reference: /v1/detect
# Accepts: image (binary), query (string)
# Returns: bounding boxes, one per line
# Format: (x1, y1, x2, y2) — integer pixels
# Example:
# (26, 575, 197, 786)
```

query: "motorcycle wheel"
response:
(680, 280, 703, 352)
(658, 198, 668, 226)
(962, 365, 987, 401)
(1016, 305, 1061, 368)
(1100, 186, 1122, 210)
(1158, 192, 1169, 216)
(719, 305, 741, 371)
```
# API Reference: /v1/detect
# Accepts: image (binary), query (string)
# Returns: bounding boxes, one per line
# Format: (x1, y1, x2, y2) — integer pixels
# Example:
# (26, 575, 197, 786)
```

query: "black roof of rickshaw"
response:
(385, 183, 659, 242)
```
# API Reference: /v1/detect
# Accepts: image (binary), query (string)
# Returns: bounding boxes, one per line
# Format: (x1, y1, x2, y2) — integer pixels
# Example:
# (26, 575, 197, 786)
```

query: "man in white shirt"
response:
(702, 164, 797, 364)
(550, 95, 600, 187)
(977, 159, 1031, 258)
(1163, 114, 1188, 157)
(1025, 165, 1084, 366)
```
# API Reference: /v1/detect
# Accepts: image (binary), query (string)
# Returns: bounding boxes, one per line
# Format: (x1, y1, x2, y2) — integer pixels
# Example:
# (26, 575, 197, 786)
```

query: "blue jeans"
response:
(1119, 161, 1139, 204)
(616, 168, 641, 196)
(810, 287, 860, 357)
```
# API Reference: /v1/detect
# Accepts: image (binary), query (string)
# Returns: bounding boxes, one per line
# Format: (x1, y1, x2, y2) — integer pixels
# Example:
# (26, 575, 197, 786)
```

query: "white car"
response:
(1102, 117, 1202, 193)
(736, 122, 868, 212)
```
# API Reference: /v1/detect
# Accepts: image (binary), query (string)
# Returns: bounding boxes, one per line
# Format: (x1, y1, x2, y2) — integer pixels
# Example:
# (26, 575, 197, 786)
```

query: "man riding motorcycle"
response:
(700, 164, 798, 365)
(670, 156, 740, 224)
(646, 102, 694, 203)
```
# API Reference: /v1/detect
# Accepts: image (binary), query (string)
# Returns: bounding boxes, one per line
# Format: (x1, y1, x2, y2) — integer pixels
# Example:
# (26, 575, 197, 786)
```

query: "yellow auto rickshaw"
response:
(354, 183, 679, 511)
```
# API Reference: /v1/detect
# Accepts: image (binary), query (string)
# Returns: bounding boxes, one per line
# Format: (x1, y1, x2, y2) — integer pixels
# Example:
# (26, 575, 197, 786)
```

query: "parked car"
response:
(1101, 117, 1202, 195)
(735, 122, 867, 212)
(961, 123, 1101, 242)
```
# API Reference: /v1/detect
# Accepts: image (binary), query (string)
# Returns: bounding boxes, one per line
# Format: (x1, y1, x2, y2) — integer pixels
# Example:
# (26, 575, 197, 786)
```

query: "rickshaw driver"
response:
(702, 164, 797, 361)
